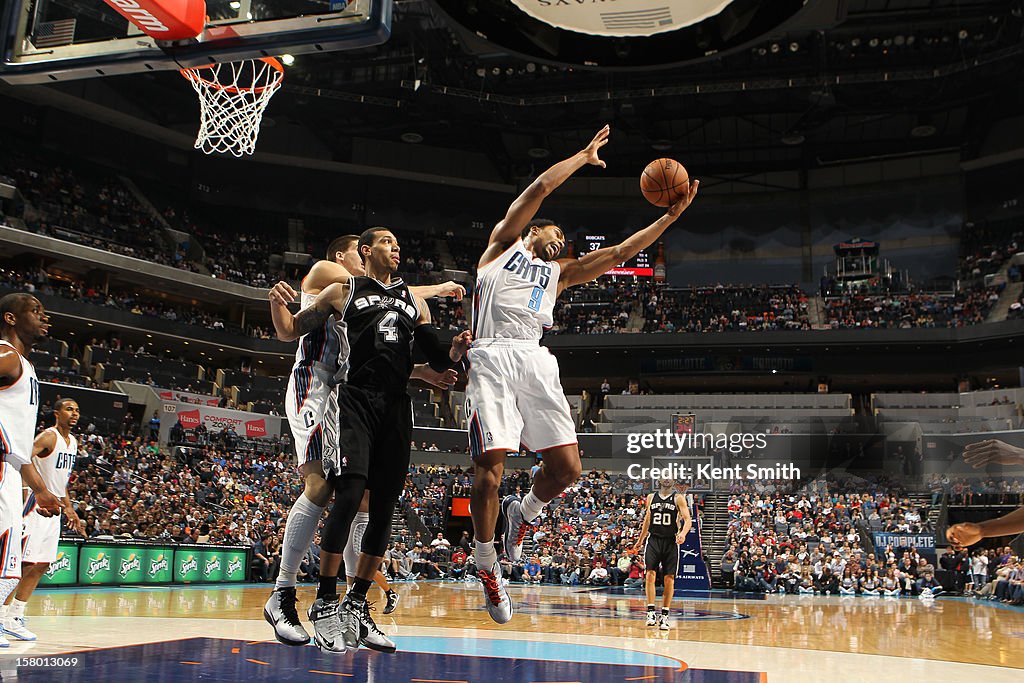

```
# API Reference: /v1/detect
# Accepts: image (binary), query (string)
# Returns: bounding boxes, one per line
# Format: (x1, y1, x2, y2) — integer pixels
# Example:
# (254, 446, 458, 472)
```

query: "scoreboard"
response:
(576, 233, 654, 277)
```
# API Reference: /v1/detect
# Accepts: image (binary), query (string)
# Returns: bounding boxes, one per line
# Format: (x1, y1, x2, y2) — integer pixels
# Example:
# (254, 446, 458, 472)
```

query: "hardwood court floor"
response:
(12, 581, 1024, 682)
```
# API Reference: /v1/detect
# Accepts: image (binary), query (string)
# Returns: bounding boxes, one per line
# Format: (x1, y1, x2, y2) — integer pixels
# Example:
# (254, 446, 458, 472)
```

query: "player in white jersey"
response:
(1, 398, 85, 641)
(0, 293, 61, 648)
(466, 126, 700, 623)
(265, 235, 463, 648)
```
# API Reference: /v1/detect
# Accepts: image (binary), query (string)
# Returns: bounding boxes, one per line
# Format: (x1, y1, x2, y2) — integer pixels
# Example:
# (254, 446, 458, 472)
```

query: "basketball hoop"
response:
(181, 57, 284, 157)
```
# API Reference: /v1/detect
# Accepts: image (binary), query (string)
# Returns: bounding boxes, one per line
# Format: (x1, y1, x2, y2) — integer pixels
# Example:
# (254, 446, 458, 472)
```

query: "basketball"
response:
(640, 158, 689, 207)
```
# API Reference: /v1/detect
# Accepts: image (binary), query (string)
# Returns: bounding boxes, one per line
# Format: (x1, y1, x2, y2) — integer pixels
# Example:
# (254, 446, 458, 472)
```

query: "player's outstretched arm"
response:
(412, 295, 471, 370)
(482, 126, 610, 265)
(963, 439, 1024, 468)
(556, 180, 699, 294)
(947, 505, 1024, 547)
(285, 282, 349, 342)
(411, 364, 459, 389)
(410, 281, 466, 301)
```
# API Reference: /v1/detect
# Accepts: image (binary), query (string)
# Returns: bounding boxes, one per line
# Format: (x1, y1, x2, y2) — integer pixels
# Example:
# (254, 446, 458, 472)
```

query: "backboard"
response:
(0, 0, 392, 84)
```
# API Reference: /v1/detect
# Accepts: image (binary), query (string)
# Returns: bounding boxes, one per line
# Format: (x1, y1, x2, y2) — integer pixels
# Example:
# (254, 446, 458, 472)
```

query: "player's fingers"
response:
(688, 178, 700, 200)
(963, 440, 991, 451)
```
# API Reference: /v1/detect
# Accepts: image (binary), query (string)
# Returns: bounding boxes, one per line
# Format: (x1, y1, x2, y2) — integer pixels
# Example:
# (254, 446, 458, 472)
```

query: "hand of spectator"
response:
(666, 179, 700, 218)
(268, 281, 297, 307)
(946, 522, 983, 548)
(963, 439, 1024, 468)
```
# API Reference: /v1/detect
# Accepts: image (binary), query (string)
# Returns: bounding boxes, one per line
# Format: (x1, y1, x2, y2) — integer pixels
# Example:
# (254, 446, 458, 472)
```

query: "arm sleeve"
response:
(413, 324, 456, 372)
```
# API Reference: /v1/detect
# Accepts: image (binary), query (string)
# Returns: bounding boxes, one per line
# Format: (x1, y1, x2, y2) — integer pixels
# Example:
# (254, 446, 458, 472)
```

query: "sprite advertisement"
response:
(175, 548, 248, 583)
(40, 543, 79, 586)
(37, 542, 248, 585)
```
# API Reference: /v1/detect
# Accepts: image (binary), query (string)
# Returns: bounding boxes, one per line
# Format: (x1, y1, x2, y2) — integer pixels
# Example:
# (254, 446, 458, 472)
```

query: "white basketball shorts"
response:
(22, 503, 60, 565)
(0, 463, 23, 579)
(465, 339, 577, 458)
(286, 364, 339, 471)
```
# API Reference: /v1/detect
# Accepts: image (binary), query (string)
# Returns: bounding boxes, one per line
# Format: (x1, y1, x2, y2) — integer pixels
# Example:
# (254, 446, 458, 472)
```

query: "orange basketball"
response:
(640, 158, 689, 207)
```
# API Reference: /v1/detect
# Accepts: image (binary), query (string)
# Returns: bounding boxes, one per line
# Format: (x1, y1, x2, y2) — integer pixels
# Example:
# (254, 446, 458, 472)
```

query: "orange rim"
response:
(180, 56, 284, 94)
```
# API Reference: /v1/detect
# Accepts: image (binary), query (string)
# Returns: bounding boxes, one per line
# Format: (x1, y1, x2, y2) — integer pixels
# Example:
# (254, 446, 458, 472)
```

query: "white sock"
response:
(474, 539, 497, 569)
(276, 493, 325, 590)
(9, 599, 26, 619)
(0, 580, 18, 612)
(520, 490, 546, 523)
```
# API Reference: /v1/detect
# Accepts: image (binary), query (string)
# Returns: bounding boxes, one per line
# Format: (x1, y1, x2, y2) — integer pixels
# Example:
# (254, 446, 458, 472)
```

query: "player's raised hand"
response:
(268, 281, 297, 307)
(963, 439, 1024, 468)
(451, 330, 473, 360)
(666, 179, 700, 218)
(946, 522, 983, 548)
(581, 125, 610, 169)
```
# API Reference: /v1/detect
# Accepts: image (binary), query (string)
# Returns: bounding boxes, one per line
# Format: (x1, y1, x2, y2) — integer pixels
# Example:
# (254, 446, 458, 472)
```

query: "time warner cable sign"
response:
(509, 0, 735, 38)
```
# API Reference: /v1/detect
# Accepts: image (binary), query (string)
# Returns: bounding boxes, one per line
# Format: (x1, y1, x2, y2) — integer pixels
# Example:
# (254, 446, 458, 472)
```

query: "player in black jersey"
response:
(285, 227, 472, 653)
(633, 479, 692, 630)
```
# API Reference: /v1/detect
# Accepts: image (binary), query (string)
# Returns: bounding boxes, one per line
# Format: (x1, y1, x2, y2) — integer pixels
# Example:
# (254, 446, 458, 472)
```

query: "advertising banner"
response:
(872, 533, 937, 565)
(159, 402, 284, 444)
(156, 388, 220, 407)
(676, 501, 711, 590)
(78, 544, 176, 585)
(40, 543, 79, 585)
(174, 548, 249, 583)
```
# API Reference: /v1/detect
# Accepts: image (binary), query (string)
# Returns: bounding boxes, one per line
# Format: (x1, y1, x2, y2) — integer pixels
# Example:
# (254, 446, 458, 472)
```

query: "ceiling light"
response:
(527, 147, 550, 159)
(525, 63, 536, 73)
(401, 132, 423, 144)
(868, 37, 879, 47)
(281, 54, 295, 66)
(770, 43, 780, 53)
(850, 38, 861, 47)
(893, 35, 905, 46)
(789, 42, 799, 52)
(958, 29, 968, 40)
(781, 132, 805, 145)
(475, 67, 486, 77)
(651, 140, 672, 151)
(910, 124, 937, 138)
(229, 0, 240, 8)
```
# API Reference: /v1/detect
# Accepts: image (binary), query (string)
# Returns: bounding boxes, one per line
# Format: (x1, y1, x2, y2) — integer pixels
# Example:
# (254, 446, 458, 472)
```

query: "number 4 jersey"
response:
(342, 276, 421, 394)
(472, 240, 561, 341)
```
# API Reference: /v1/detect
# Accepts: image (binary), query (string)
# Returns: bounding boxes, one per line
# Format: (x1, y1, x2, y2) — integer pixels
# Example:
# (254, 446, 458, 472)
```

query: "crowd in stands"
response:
(720, 476, 941, 596)
(959, 219, 1022, 283)
(938, 475, 1024, 506)
(642, 284, 811, 333)
(823, 285, 999, 328)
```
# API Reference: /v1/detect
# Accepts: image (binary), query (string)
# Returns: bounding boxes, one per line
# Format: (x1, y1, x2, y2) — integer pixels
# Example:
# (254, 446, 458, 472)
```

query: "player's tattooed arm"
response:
(276, 281, 348, 342)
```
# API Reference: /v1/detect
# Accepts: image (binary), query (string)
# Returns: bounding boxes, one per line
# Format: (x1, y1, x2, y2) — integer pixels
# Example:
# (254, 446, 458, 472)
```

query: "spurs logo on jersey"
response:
(472, 241, 560, 340)
(342, 276, 420, 393)
(649, 492, 679, 538)
(36, 426, 77, 498)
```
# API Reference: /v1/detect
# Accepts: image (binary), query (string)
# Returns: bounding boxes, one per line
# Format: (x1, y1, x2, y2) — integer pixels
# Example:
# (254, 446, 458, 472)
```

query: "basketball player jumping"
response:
(275, 227, 471, 654)
(632, 479, 692, 630)
(0, 294, 62, 648)
(264, 234, 462, 649)
(1, 398, 85, 641)
(466, 125, 699, 623)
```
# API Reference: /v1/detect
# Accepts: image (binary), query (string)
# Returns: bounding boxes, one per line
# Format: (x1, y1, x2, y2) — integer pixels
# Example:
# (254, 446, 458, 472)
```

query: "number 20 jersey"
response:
(472, 240, 561, 341)
(341, 276, 420, 394)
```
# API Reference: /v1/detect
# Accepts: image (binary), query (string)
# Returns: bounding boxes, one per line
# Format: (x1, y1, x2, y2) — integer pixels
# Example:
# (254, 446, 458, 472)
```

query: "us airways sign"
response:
(508, 0, 734, 37)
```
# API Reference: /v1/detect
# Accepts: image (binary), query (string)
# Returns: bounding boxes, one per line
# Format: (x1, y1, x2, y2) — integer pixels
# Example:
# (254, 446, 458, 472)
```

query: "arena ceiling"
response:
(9, 0, 1024, 179)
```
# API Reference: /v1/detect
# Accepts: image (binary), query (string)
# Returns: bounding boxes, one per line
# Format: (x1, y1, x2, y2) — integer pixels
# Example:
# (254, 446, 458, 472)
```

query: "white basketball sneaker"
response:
(3, 616, 36, 641)
(0, 631, 10, 648)
(307, 595, 347, 654)
(501, 495, 528, 562)
(264, 587, 310, 646)
(645, 607, 657, 626)
(478, 560, 513, 624)
(659, 613, 671, 631)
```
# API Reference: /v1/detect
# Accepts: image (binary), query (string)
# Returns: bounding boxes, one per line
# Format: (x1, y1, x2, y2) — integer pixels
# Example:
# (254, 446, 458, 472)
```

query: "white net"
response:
(181, 57, 284, 157)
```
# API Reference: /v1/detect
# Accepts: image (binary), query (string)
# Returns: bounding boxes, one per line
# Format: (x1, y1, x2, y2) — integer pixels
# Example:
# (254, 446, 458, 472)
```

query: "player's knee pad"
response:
(320, 474, 367, 554)
(360, 490, 398, 558)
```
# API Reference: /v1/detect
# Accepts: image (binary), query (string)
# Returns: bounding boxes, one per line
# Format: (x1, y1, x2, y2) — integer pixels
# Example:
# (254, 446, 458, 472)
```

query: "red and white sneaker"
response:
(478, 560, 513, 624)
